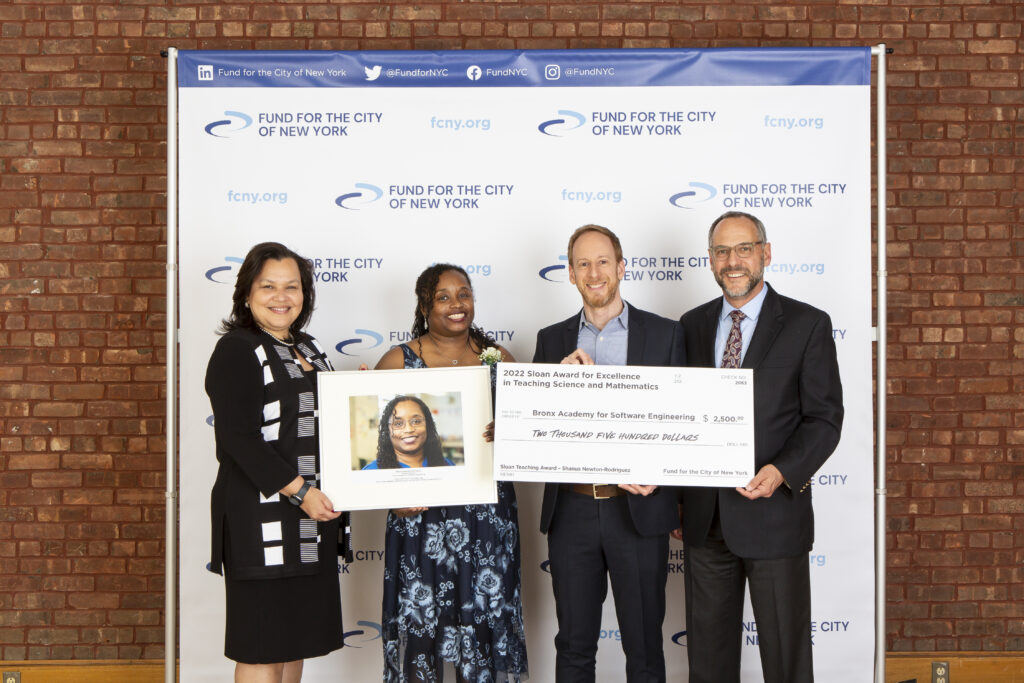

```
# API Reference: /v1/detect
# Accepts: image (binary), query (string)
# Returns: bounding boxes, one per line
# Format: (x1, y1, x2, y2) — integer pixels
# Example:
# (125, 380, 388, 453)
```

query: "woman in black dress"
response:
(205, 242, 344, 682)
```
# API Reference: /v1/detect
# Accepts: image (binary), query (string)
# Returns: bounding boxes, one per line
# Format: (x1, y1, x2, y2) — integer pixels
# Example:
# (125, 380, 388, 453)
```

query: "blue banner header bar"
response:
(177, 48, 871, 88)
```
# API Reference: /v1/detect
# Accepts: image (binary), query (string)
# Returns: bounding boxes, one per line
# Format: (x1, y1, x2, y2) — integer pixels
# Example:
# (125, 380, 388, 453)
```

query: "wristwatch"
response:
(288, 481, 311, 506)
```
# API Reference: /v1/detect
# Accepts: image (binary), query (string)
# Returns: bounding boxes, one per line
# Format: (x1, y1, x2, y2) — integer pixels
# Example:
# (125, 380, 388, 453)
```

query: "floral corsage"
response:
(479, 347, 503, 366)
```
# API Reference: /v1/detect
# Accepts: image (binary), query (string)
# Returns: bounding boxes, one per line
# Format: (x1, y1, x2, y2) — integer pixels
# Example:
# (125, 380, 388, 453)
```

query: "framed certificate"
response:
(494, 363, 754, 486)
(318, 365, 497, 511)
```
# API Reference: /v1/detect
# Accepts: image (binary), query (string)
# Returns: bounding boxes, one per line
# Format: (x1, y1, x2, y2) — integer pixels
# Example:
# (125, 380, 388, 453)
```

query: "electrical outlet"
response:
(932, 660, 950, 683)
(3, 672, 21, 683)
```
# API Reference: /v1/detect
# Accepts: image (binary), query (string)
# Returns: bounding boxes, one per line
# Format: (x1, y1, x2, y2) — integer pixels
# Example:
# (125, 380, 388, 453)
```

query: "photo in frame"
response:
(318, 365, 496, 511)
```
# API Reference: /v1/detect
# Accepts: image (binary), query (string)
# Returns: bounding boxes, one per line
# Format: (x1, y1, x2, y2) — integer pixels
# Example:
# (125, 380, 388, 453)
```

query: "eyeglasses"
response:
(710, 241, 763, 261)
(389, 417, 425, 430)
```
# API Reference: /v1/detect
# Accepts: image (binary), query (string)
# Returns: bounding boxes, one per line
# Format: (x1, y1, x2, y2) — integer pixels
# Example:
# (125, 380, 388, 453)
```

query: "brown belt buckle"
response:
(592, 484, 610, 500)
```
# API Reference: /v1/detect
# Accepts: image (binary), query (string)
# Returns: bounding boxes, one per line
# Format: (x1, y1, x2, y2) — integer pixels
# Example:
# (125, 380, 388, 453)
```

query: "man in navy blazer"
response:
(533, 224, 684, 683)
(678, 211, 843, 683)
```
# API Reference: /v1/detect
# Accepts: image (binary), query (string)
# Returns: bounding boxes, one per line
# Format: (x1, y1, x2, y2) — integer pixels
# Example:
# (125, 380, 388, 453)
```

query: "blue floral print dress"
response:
(381, 344, 527, 683)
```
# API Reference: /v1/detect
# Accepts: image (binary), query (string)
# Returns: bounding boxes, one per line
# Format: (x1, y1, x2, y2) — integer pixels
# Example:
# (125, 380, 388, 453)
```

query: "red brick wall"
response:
(0, 0, 1020, 661)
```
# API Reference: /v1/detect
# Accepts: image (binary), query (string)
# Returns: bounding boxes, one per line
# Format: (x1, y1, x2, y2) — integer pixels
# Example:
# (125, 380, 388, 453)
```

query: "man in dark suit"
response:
(534, 224, 684, 683)
(677, 211, 843, 683)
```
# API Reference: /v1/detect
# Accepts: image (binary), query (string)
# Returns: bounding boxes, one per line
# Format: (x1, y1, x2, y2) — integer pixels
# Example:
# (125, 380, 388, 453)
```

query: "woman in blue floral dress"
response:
(371, 264, 527, 683)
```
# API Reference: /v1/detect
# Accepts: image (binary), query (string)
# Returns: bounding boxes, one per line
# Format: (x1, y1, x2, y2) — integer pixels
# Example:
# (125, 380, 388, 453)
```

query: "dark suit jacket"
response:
(533, 302, 685, 537)
(679, 283, 843, 559)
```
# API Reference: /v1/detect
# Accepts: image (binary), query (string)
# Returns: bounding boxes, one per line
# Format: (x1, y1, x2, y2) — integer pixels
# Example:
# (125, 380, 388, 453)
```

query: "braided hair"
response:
(374, 395, 447, 469)
(411, 263, 494, 353)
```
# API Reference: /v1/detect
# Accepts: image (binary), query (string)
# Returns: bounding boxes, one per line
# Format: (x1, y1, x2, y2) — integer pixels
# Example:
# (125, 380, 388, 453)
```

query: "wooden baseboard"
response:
(886, 652, 1024, 683)
(0, 661, 168, 683)
(2, 654, 1022, 682)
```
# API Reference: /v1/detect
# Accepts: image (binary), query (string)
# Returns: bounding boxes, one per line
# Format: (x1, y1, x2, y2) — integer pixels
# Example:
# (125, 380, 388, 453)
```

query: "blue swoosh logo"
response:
(669, 182, 718, 208)
(342, 620, 383, 647)
(671, 630, 687, 646)
(335, 183, 384, 209)
(538, 110, 586, 136)
(539, 560, 551, 573)
(204, 111, 253, 138)
(204, 257, 245, 283)
(205, 265, 233, 280)
(335, 329, 384, 356)
(539, 264, 566, 282)
(204, 119, 232, 136)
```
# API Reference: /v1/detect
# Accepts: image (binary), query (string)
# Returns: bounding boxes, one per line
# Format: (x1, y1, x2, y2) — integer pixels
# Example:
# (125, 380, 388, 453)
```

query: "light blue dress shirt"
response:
(577, 302, 629, 366)
(713, 284, 768, 368)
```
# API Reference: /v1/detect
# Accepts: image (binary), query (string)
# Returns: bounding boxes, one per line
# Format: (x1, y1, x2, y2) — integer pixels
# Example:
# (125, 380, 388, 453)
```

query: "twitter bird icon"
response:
(364, 65, 382, 81)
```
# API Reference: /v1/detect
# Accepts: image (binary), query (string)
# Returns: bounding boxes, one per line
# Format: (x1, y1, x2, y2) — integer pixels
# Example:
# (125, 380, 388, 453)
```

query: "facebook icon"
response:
(466, 65, 482, 81)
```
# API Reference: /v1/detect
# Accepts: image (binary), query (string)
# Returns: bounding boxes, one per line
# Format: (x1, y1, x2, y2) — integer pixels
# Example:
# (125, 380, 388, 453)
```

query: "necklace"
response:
(257, 324, 295, 347)
(427, 333, 471, 365)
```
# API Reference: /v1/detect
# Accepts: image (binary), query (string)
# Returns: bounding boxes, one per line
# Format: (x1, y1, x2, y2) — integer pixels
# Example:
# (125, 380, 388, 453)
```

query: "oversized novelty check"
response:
(494, 363, 754, 486)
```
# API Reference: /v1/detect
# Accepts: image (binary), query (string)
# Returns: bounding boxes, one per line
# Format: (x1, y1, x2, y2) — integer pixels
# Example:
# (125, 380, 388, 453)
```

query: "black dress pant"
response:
(547, 490, 669, 683)
(683, 507, 813, 683)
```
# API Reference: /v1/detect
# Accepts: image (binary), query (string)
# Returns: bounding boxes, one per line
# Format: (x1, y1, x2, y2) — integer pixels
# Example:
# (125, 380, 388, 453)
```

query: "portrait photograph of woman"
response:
(317, 362, 495, 512)
(351, 393, 465, 471)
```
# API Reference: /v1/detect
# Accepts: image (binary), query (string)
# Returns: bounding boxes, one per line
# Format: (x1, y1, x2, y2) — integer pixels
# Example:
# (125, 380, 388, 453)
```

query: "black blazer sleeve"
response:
(206, 333, 297, 496)
(763, 308, 843, 488)
(532, 313, 576, 364)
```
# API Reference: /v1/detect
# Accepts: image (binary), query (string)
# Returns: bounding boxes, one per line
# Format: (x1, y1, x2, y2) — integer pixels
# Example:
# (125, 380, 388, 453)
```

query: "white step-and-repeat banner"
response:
(176, 48, 873, 681)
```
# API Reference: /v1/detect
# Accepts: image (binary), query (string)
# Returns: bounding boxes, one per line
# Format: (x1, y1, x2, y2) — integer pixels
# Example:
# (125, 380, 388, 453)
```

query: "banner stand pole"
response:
(870, 42, 888, 683)
(165, 46, 179, 683)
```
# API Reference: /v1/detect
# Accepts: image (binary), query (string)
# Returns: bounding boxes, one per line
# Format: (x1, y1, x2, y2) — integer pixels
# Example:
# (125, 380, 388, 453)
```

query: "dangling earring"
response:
(245, 301, 250, 308)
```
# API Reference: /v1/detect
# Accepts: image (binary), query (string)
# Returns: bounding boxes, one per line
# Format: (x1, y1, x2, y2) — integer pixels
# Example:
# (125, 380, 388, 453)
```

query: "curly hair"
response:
(219, 242, 316, 336)
(374, 395, 447, 469)
(411, 263, 494, 353)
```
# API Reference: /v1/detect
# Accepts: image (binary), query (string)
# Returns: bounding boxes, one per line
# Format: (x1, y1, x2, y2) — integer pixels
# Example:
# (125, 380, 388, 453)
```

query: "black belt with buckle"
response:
(562, 483, 626, 499)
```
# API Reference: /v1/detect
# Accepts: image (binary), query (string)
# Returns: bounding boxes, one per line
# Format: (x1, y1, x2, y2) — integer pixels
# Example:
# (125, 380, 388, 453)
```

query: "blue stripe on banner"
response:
(177, 48, 870, 88)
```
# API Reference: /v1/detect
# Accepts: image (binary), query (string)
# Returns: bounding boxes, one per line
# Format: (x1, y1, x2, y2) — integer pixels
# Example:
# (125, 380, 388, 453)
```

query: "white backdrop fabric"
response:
(176, 48, 873, 682)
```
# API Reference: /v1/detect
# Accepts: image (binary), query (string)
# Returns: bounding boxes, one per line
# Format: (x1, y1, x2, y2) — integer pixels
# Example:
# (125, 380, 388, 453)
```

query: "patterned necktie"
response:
(721, 310, 746, 368)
